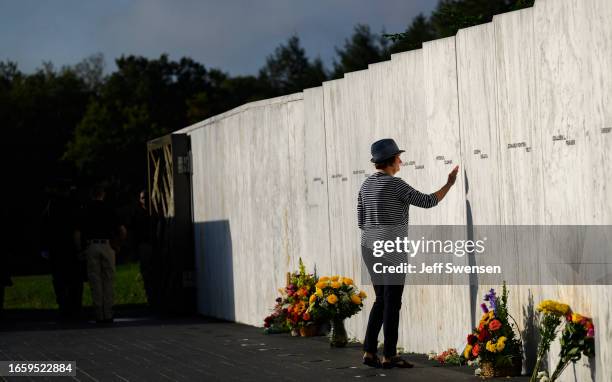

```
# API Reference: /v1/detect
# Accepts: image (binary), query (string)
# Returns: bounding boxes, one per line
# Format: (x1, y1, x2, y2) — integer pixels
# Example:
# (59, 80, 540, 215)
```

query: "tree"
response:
(258, 36, 328, 96)
(385, 0, 535, 52)
(64, 55, 211, 191)
(332, 24, 389, 79)
(0, 61, 91, 268)
(74, 53, 105, 92)
(388, 14, 436, 54)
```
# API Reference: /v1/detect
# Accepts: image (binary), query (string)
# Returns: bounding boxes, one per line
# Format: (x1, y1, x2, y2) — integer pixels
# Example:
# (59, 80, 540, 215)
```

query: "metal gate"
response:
(146, 133, 195, 314)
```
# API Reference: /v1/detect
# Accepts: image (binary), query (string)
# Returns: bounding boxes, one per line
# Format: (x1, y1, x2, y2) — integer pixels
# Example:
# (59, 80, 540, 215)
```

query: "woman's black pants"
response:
(361, 246, 405, 358)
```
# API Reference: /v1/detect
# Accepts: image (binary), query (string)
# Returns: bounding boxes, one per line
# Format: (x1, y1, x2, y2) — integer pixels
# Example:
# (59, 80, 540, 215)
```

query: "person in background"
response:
(75, 185, 126, 324)
(358, 138, 458, 369)
(41, 180, 83, 320)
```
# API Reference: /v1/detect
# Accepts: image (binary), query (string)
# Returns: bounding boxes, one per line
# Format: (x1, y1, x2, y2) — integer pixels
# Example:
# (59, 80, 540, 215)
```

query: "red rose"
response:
(477, 328, 489, 342)
(467, 334, 478, 345)
(489, 319, 502, 331)
(472, 344, 480, 357)
(302, 312, 311, 321)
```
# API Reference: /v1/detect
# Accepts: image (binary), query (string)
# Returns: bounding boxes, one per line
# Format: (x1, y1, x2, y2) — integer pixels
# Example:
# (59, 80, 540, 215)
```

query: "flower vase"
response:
(329, 318, 348, 347)
(290, 328, 300, 337)
(480, 356, 522, 379)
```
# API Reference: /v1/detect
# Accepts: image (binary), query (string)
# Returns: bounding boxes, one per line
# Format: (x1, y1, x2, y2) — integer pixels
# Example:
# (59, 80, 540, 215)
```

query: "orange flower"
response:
(571, 313, 586, 324)
(316, 281, 329, 289)
(295, 301, 306, 314)
(327, 294, 338, 304)
(488, 319, 502, 331)
(350, 295, 362, 305)
(309, 294, 316, 304)
(331, 281, 341, 289)
(472, 343, 480, 357)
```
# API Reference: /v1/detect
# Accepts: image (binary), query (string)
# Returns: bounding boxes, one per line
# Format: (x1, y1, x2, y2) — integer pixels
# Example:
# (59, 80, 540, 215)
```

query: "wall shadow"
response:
(464, 170, 479, 330)
(194, 220, 235, 322)
(522, 290, 540, 375)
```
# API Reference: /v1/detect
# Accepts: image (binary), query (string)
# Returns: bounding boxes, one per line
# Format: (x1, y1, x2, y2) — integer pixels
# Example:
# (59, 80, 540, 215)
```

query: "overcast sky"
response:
(1, 0, 438, 76)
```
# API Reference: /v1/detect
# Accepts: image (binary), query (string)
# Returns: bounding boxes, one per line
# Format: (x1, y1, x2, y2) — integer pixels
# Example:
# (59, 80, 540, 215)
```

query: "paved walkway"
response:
(0, 309, 530, 381)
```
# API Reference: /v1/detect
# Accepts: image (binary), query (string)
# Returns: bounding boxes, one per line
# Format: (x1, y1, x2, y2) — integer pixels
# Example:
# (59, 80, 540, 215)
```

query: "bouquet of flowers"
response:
(263, 296, 289, 333)
(308, 275, 367, 320)
(283, 259, 318, 333)
(531, 300, 595, 382)
(529, 300, 569, 381)
(428, 348, 463, 365)
(263, 258, 319, 335)
(463, 283, 522, 377)
(550, 311, 595, 380)
(307, 275, 367, 346)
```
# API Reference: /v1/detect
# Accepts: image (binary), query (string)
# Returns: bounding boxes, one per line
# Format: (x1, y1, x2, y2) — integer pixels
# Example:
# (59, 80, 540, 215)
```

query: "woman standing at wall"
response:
(359, 138, 458, 369)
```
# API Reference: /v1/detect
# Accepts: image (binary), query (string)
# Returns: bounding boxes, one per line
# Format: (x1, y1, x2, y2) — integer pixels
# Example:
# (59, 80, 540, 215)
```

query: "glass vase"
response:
(329, 317, 348, 347)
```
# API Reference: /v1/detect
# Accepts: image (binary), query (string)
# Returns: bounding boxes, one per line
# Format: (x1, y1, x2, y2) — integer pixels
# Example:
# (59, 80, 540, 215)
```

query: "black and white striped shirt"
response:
(357, 171, 438, 249)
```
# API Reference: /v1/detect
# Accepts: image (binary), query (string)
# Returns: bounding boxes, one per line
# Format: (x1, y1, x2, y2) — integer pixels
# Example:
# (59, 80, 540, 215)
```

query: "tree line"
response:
(0, 0, 532, 270)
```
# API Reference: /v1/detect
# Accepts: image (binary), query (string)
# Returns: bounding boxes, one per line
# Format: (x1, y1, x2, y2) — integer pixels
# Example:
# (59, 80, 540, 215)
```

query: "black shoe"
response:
(363, 355, 382, 368)
(382, 356, 414, 369)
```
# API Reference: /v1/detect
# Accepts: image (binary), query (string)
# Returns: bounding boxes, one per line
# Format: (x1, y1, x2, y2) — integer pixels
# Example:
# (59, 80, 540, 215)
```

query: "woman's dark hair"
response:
(374, 156, 396, 169)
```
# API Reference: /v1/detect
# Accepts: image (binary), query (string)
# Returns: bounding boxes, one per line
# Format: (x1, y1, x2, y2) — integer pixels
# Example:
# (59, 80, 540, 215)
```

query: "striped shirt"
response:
(357, 171, 438, 249)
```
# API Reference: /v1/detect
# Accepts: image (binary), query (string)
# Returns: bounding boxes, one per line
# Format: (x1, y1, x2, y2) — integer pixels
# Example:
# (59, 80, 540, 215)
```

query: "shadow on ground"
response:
(0, 307, 531, 381)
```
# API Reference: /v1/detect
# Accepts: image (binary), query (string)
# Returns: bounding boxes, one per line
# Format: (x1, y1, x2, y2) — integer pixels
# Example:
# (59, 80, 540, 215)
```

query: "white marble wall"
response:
(179, 0, 611, 379)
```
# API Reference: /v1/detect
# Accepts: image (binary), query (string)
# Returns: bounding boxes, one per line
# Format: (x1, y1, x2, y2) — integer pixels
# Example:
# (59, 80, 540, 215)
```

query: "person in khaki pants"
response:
(75, 185, 126, 323)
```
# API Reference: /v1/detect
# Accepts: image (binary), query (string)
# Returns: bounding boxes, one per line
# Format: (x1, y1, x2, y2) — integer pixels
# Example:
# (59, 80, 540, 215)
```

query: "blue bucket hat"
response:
(370, 138, 405, 163)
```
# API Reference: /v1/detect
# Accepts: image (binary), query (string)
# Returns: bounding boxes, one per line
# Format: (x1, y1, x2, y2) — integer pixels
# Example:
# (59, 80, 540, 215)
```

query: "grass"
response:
(4, 262, 147, 309)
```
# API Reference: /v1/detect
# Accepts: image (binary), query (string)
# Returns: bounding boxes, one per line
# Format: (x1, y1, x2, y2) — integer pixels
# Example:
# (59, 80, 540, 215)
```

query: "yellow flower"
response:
(485, 340, 497, 353)
(485, 337, 507, 353)
(537, 300, 571, 316)
(331, 275, 340, 281)
(315, 288, 323, 297)
(327, 294, 338, 304)
(571, 313, 585, 324)
(331, 281, 341, 289)
(358, 290, 367, 299)
(316, 281, 329, 289)
(464, 345, 473, 359)
(480, 311, 494, 325)
(343, 277, 353, 286)
(319, 276, 330, 282)
(309, 294, 317, 304)
(350, 295, 362, 305)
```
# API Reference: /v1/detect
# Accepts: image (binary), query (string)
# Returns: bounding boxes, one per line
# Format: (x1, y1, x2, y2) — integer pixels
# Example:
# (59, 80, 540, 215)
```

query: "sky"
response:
(0, 0, 438, 76)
